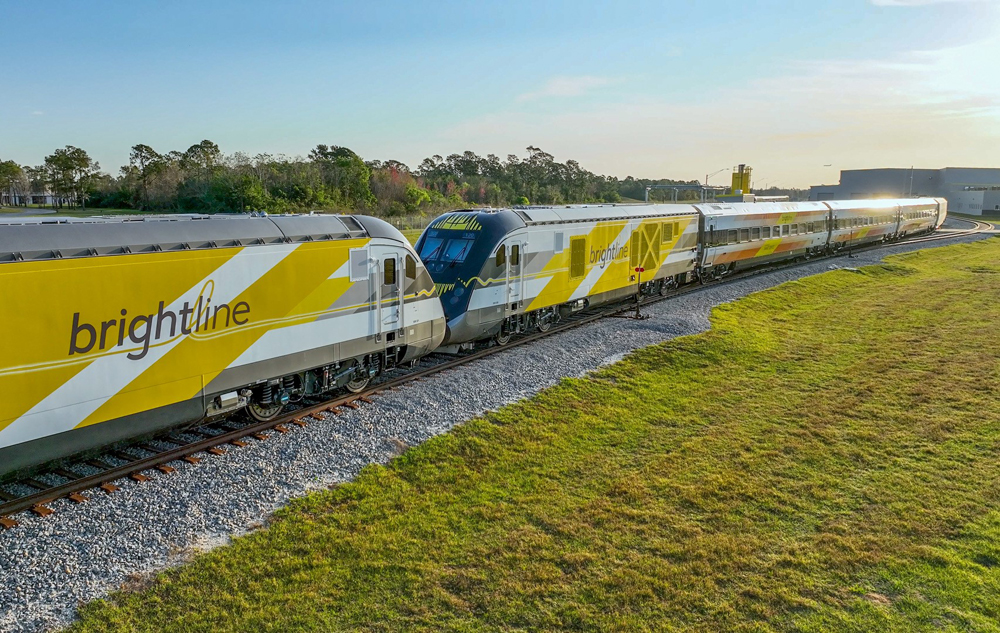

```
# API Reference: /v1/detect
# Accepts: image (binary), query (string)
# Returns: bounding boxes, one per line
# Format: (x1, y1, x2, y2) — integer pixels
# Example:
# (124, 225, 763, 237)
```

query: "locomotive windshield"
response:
(419, 236, 475, 264)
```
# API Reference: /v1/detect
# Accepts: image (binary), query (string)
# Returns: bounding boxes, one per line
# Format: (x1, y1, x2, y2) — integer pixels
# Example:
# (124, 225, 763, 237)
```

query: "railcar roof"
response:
(823, 197, 939, 210)
(693, 201, 830, 217)
(0, 213, 397, 264)
(512, 203, 698, 225)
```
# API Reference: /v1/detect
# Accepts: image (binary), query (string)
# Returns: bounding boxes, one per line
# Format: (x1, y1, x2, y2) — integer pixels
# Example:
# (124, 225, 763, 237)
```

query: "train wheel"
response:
(345, 377, 370, 393)
(536, 308, 555, 332)
(494, 329, 512, 346)
(248, 401, 284, 422)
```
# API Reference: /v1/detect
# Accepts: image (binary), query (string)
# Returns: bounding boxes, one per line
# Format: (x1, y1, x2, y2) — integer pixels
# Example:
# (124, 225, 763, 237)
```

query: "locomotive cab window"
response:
(495, 246, 506, 267)
(511, 244, 520, 266)
(405, 254, 416, 279)
(383, 257, 396, 286)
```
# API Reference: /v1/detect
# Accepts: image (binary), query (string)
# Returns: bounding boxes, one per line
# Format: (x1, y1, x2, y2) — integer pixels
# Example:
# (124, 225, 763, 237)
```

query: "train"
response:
(0, 214, 445, 477)
(416, 197, 947, 347)
(0, 197, 946, 480)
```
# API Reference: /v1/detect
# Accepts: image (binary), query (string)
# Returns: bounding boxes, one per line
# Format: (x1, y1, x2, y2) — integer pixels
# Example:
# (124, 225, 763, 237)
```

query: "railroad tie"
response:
(30, 504, 54, 518)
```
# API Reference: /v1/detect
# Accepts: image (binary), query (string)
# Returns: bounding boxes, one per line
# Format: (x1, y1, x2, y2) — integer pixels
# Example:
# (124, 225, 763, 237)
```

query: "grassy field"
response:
(70, 239, 1000, 632)
(402, 228, 423, 245)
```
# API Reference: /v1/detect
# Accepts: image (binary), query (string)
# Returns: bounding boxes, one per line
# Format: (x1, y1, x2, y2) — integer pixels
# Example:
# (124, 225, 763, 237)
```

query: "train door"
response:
(369, 244, 403, 344)
(703, 220, 716, 268)
(505, 239, 524, 314)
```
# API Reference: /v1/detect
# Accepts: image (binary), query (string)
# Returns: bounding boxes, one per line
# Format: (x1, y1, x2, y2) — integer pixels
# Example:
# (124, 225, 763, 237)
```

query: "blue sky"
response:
(2, 0, 998, 187)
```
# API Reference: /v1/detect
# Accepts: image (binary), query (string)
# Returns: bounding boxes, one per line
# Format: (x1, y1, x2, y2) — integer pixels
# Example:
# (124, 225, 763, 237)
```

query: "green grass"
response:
(402, 228, 423, 245)
(70, 239, 1000, 632)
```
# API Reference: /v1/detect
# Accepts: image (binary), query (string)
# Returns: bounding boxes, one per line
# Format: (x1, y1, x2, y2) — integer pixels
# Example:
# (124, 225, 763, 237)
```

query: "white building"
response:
(809, 167, 1000, 215)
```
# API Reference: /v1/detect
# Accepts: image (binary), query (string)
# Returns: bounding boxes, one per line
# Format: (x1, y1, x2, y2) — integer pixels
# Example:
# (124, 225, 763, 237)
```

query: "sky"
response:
(1, 0, 998, 188)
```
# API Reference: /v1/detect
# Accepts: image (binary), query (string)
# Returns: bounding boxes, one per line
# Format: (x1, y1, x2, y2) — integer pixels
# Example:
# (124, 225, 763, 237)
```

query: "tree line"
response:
(1, 141, 783, 216)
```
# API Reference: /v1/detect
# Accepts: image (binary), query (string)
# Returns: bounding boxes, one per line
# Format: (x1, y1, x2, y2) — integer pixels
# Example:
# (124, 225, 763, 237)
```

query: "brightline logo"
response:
(68, 288, 250, 361)
(589, 241, 629, 269)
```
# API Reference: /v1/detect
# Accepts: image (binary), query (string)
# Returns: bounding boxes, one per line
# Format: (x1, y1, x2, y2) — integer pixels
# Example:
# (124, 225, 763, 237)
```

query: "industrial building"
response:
(809, 168, 1000, 215)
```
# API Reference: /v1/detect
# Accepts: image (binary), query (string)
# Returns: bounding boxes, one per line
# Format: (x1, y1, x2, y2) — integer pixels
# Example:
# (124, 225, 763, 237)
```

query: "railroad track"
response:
(1, 219, 993, 530)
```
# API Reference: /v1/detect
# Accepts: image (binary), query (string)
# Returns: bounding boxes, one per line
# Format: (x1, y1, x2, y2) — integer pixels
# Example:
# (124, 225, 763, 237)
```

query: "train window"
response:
(383, 257, 396, 286)
(442, 239, 474, 263)
(739, 228, 749, 242)
(808, 222, 814, 233)
(727, 229, 738, 244)
(419, 237, 445, 261)
(405, 254, 416, 280)
(570, 237, 586, 279)
(751, 227, 760, 240)
(762, 226, 771, 239)
(662, 222, 674, 244)
(511, 244, 520, 266)
(495, 246, 506, 267)
(799, 223, 806, 234)
(781, 225, 789, 237)
(790, 224, 798, 235)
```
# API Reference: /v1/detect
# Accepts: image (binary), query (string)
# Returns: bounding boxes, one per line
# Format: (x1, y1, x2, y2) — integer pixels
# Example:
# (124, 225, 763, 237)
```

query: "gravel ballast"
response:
(0, 226, 992, 632)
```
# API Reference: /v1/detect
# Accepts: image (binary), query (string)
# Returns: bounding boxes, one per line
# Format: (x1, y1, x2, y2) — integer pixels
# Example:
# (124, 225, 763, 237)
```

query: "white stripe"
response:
(227, 298, 444, 368)
(0, 244, 299, 449)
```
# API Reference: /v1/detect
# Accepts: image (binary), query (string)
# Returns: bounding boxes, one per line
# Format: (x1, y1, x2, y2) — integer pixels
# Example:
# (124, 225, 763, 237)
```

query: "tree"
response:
(309, 144, 376, 209)
(0, 161, 25, 206)
(43, 146, 100, 209)
(129, 144, 163, 210)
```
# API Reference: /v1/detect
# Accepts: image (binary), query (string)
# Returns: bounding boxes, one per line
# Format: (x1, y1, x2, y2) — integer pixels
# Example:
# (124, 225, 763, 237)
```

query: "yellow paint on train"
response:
(76, 239, 368, 430)
(0, 248, 243, 434)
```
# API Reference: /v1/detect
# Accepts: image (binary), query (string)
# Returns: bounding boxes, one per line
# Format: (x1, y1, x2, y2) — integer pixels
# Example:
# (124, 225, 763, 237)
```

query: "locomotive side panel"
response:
(0, 224, 445, 478)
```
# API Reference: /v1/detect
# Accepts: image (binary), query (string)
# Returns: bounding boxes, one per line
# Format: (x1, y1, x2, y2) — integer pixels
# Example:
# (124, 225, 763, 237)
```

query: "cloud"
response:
(436, 31, 1000, 188)
(31, 111, 43, 116)
(516, 76, 615, 102)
